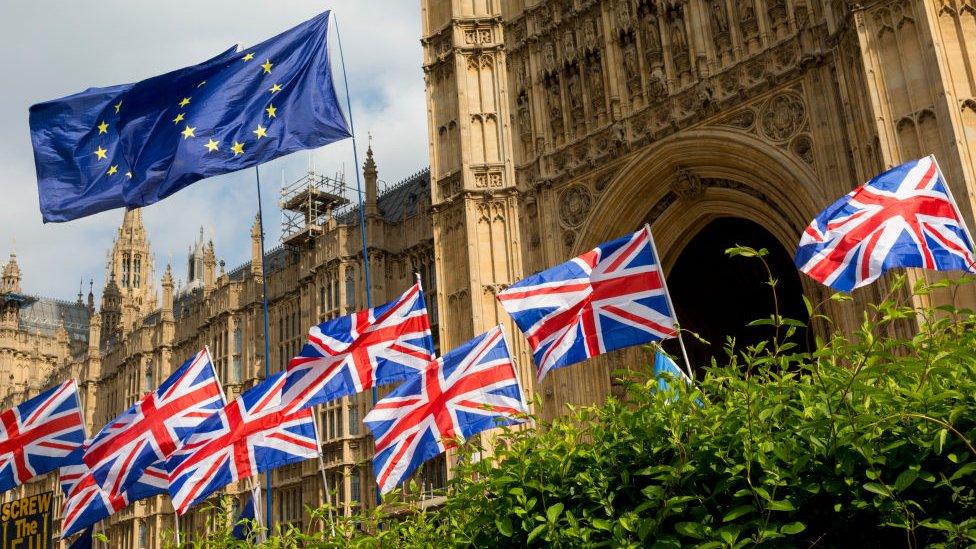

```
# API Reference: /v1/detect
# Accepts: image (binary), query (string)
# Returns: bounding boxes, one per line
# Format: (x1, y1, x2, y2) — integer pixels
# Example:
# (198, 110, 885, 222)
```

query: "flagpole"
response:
(644, 225, 695, 381)
(333, 13, 381, 505)
(254, 165, 275, 532)
(309, 410, 336, 535)
(173, 513, 180, 547)
(250, 480, 265, 543)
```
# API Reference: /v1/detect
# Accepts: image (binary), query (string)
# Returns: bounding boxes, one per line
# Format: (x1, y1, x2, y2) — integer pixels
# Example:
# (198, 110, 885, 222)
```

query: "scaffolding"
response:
(279, 168, 350, 247)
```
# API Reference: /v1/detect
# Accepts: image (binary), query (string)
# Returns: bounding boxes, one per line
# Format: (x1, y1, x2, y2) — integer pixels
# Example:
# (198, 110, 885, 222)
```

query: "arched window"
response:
(344, 268, 356, 310)
(121, 253, 130, 287)
(133, 255, 142, 288)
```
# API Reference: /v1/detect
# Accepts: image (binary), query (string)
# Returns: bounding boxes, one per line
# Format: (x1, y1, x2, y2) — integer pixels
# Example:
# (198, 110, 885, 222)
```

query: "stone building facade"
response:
(420, 0, 976, 421)
(0, 149, 442, 547)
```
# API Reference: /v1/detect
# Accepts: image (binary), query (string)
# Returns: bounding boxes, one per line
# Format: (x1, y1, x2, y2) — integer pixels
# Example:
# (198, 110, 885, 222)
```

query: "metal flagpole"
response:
(309, 410, 337, 535)
(173, 513, 180, 547)
(930, 154, 976, 261)
(254, 166, 275, 531)
(333, 13, 381, 505)
(644, 224, 695, 381)
(250, 479, 265, 543)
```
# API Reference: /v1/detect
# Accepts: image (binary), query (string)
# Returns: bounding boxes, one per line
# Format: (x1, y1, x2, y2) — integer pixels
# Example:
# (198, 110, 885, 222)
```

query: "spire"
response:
(87, 279, 95, 313)
(1, 250, 22, 294)
(364, 142, 378, 218)
(250, 214, 263, 279)
(77, 278, 84, 305)
(121, 208, 143, 232)
(161, 264, 174, 321)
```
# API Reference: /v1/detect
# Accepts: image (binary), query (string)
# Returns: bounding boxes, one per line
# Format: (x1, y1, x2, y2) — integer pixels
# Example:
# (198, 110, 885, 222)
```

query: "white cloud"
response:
(0, 1, 427, 302)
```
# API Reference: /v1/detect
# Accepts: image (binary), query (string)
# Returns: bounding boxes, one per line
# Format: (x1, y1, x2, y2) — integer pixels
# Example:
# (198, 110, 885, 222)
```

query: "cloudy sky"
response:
(0, 1, 426, 301)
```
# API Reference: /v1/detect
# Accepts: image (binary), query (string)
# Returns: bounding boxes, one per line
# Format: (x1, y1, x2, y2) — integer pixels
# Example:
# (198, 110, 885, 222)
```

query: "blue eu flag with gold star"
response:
(29, 10, 350, 222)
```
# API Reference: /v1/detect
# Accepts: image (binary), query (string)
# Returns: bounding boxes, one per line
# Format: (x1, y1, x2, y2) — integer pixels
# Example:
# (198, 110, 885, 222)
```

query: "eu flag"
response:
(29, 10, 350, 222)
(118, 10, 350, 208)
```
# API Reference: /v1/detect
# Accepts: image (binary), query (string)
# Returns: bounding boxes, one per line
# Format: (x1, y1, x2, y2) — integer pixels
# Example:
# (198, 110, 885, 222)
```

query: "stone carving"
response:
(514, 58, 527, 91)
(668, 6, 691, 78)
(791, 134, 814, 164)
(546, 77, 564, 139)
(616, 0, 633, 30)
(567, 69, 585, 133)
(559, 185, 593, 227)
(710, 0, 731, 50)
(589, 55, 607, 114)
(671, 167, 703, 200)
(583, 19, 599, 52)
(720, 108, 756, 130)
(563, 29, 577, 63)
(622, 39, 642, 97)
(646, 66, 667, 100)
(517, 92, 532, 145)
(474, 171, 503, 188)
(760, 94, 806, 141)
(739, 1, 760, 49)
(543, 42, 558, 74)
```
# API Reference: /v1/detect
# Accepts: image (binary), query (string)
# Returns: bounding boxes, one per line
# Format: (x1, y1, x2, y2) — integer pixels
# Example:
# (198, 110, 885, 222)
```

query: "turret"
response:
(364, 144, 379, 218)
(203, 241, 216, 294)
(101, 272, 122, 336)
(250, 214, 263, 279)
(161, 264, 174, 322)
(1, 252, 22, 294)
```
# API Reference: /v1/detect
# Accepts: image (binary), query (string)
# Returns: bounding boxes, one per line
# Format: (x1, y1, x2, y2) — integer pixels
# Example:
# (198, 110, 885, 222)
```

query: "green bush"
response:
(181, 263, 976, 548)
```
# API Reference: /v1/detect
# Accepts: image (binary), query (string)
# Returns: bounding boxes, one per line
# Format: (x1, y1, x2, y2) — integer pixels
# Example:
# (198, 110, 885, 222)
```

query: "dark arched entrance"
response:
(663, 217, 810, 370)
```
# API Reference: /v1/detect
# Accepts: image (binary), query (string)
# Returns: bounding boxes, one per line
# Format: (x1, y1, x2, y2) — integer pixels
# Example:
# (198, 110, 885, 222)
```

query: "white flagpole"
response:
(644, 224, 695, 381)
(250, 479, 265, 543)
(309, 409, 336, 535)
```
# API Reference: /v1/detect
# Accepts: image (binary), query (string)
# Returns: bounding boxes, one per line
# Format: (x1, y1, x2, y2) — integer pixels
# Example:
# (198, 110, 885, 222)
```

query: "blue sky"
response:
(0, 2, 426, 301)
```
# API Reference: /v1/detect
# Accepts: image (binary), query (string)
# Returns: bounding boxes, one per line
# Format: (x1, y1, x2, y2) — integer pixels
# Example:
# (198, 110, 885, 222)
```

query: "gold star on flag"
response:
(107, 165, 119, 176)
(242, 52, 255, 62)
(94, 146, 108, 160)
(269, 83, 282, 94)
(253, 124, 268, 139)
(179, 97, 191, 108)
(97, 121, 109, 134)
(114, 100, 122, 114)
(265, 104, 277, 118)
(261, 59, 273, 74)
(205, 139, 219, 152)
(181, 125, 196, 139)
(231, 141, 245, 156)
(173, 113, 185, 124)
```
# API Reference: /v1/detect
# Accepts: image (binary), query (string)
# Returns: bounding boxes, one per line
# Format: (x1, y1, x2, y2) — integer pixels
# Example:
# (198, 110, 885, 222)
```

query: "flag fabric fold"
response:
(166, 371, 318, 515)
(283, 282, 436, 411)
(365, 326, 528, 494)
(59, 445, 167, 538)
(497, 226, 677, 381)
(83, 349, 224, 498)
(796, 155, 976, 291)
(0, 379, 85, 492)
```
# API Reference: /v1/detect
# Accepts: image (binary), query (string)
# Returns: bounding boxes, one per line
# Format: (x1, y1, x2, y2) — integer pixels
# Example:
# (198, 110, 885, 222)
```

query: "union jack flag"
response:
(166, 371, 319, 515)
(365, 326, 528, 494)
(0, 379, 85, 492)
(283, 282, 436, 411)
(59, 445, 167, 538)
(83, 349, 224, 498)
(796, 155, 976, 291)
(497, 226, 677, 381)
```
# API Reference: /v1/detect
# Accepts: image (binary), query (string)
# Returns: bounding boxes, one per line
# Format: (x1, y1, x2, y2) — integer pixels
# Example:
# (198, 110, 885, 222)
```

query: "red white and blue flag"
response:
(0, 379, 85, 492)
(365, 326, 528, 494)
(58, 445, 167, 537)
(166, 371, 319, 515)
(497, 226, 677, 381)
(83, 349, 224, 498)
(797, 155, 976, 291)
(283, 282, 436, 411)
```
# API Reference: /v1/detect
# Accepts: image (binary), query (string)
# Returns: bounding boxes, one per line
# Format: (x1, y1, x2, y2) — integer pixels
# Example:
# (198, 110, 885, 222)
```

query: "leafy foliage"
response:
(177, 257, 976, 548)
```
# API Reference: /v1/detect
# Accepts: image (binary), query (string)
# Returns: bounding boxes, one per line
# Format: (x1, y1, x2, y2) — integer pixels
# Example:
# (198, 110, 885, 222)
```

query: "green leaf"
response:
(546, 502, 564, 523)
(863, 482, 891, 497)
(766, 499, 795, 512)
(674, 522, 704, 540)
(495, 517, 513, 537)
(780, 522, 806, 535)
(592, 518, 612, 531)
(894, 469, 917, 492)
(722, 505, 755, 522)
(527, 523, 546, 543)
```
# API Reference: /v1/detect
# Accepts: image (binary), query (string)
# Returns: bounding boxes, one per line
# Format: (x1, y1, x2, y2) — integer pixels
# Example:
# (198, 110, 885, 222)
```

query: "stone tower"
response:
(104, 209, 156, 334)
(421, 0, 533, 389)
